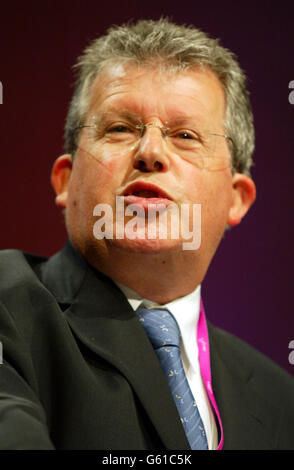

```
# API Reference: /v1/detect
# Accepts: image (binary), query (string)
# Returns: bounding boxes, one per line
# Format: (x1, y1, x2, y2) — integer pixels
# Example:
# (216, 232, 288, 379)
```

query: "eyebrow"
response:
(164, 115, 207, 128)
(92, 108, 207, 129)
(93, 109, 142, 127)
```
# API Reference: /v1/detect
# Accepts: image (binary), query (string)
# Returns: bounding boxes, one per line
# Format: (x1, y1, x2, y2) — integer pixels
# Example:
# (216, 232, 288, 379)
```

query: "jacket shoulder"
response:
(0, 249, 54, 308)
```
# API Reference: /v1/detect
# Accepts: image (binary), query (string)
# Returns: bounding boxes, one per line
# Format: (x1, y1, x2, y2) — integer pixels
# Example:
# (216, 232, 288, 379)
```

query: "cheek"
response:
(203, 176, 233, 230)
(70, 152, 127, 209)
(187, 170, 232, 225)
(85, 147, 130, 187)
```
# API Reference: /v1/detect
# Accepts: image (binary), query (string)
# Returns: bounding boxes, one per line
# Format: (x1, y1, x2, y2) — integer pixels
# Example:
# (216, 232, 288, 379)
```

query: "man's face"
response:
(53, 63, 254, 270)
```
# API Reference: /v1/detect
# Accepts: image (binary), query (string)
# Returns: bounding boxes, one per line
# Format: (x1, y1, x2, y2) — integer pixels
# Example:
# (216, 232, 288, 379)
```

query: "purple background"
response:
(0, 0, 293, 374)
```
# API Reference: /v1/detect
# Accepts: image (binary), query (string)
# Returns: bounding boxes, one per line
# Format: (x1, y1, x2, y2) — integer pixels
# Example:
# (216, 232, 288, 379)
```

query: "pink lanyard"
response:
(197, 299, 224, 450)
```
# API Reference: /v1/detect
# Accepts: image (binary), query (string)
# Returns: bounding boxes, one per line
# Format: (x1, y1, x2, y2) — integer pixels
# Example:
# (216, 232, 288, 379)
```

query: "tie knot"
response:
(136, 308, 181, 350)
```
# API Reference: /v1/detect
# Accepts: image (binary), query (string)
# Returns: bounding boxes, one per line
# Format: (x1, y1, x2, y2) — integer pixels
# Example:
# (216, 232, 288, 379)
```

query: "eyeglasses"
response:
(72, 115, 234, 171)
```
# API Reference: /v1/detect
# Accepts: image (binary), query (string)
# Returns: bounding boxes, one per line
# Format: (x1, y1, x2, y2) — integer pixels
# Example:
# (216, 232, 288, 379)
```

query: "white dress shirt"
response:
(115, 281, 218, 450)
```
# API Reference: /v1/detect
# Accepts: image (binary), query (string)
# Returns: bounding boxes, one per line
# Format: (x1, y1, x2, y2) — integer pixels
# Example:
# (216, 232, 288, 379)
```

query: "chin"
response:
(107, 236, 184, 255)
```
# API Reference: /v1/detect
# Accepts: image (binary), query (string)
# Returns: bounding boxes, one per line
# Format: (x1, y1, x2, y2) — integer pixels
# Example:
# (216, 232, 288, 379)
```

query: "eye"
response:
(103, 122, 138, 143)
(177, 131, 194, 140)
(108, 124, 133, 133)
(171, 129, 201, 142)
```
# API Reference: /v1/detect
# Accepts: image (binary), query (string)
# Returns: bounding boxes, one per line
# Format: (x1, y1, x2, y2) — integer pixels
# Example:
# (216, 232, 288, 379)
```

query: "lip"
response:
(120, 182, 174, 212)
(122, 181, 173, 201)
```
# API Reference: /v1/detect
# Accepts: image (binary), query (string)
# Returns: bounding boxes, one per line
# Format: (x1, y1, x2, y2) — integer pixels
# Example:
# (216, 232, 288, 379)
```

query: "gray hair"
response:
(65, 18, 254, 174)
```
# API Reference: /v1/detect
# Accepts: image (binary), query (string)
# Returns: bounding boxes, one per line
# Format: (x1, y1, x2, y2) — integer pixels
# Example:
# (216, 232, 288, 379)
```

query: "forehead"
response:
(87, 63, 226, 125)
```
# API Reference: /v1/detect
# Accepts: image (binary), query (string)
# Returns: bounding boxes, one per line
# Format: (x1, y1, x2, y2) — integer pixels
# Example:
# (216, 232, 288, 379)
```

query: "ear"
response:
(227, 173, 256, 226)
(51, 154, 72, 208)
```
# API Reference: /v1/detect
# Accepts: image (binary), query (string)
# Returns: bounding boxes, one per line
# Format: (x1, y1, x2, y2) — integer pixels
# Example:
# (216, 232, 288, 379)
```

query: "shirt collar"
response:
(114, 281, 201, 373)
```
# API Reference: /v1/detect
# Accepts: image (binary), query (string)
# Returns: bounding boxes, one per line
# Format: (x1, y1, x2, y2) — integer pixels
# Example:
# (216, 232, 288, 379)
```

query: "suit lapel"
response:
(208, 322, 280, 449)
(42, 242, 190, 450)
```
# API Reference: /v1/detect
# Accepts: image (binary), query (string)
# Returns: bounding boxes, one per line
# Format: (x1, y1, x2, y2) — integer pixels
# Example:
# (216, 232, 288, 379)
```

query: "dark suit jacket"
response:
(0, 241, 294, 450)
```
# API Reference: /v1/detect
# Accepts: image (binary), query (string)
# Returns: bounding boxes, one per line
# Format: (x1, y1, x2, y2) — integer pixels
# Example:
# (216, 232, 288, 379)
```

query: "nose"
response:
(133, 125, 170, 173)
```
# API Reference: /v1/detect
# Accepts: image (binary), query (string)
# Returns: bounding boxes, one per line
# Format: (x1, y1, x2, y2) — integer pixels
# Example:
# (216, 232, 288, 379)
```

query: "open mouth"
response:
(131, 189, 161, 198)
(121, 182, 174, 212)
(122, 182, 172, 201)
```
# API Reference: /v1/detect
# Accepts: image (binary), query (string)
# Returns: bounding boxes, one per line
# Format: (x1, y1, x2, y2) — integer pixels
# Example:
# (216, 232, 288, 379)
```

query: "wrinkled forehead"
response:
(86, 61, 226, 127)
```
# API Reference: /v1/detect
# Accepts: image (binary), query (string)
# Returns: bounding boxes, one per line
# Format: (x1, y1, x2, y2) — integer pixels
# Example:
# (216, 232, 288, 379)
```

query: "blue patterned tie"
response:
(136, 308, 208, 450)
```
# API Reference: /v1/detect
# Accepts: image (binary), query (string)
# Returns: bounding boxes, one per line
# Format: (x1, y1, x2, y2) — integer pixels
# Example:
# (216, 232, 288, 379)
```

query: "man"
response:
(1, 18, 294, 450)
